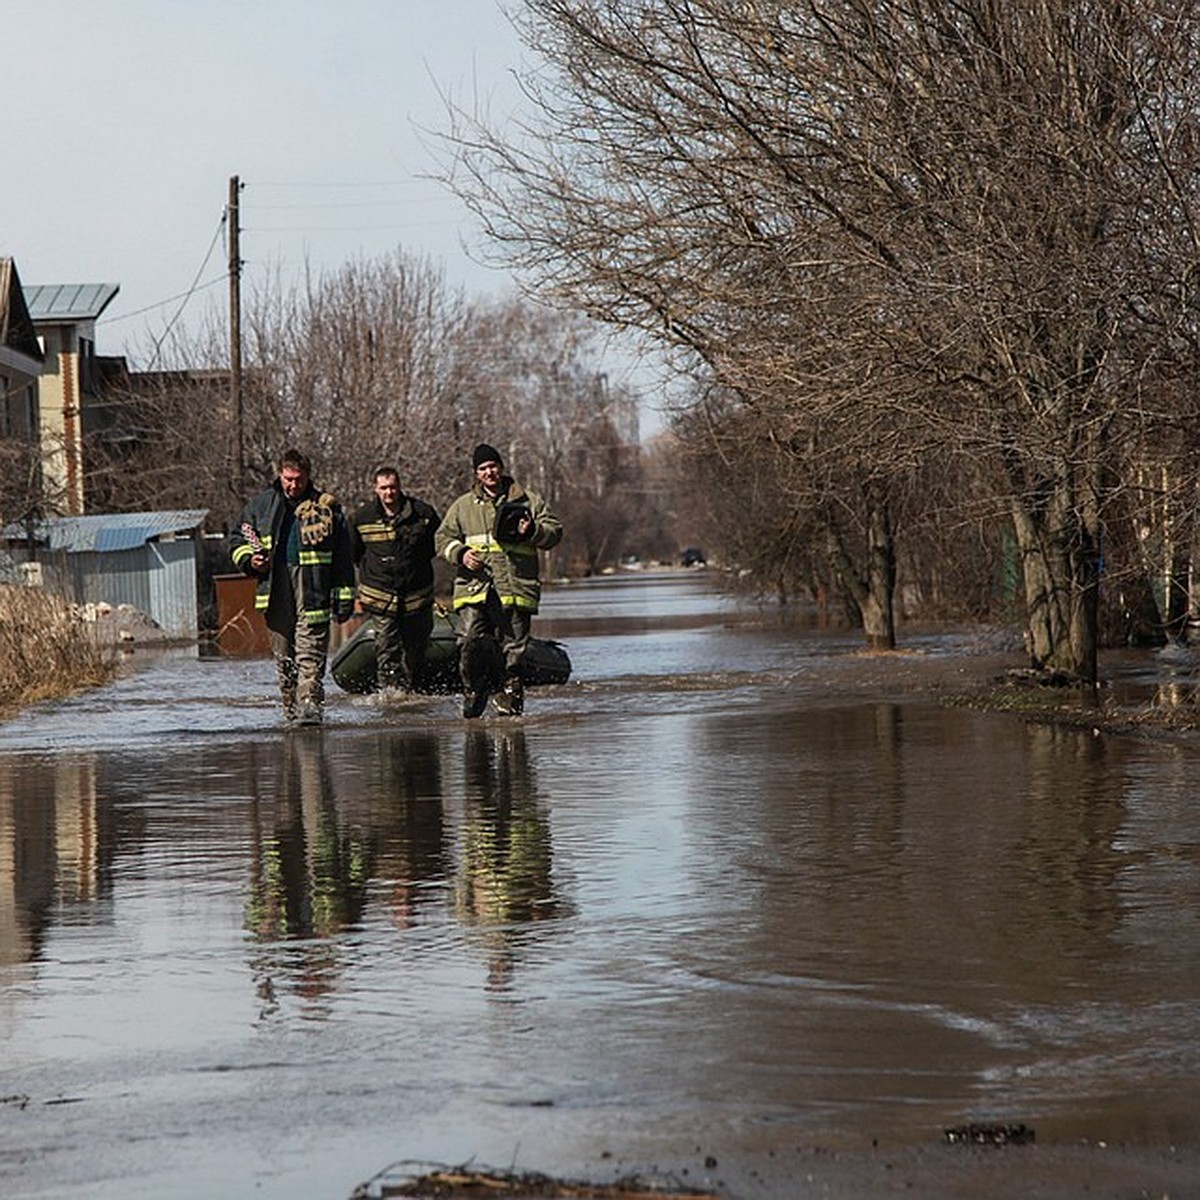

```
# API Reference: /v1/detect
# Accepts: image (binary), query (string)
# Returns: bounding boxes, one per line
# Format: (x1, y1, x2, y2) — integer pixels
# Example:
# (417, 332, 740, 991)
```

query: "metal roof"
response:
(2, 510, 208, 554)
(25, 282, 120, 323)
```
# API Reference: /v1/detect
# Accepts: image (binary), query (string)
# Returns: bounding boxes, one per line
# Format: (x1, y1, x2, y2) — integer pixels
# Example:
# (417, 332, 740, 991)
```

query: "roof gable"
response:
(0, 258, 44, 362)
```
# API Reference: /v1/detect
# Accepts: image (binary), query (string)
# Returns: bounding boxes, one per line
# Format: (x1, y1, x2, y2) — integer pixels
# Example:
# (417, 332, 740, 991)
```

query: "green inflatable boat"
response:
(330, 608, 571, 694)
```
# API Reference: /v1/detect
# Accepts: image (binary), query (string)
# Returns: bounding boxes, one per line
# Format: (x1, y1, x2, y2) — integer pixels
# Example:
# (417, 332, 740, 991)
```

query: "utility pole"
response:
(228, 174, 243, 497)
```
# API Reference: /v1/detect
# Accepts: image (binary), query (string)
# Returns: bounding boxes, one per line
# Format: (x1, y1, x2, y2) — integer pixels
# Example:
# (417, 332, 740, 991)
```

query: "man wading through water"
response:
(231, 449, 356, 726)
(348, 465, 440, 694)
(436, 443, 563, 717)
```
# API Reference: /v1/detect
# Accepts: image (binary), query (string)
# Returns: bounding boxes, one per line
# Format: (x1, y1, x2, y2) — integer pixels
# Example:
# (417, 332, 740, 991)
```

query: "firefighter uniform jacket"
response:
(348, 493, 440, 617)
(230, 479, 356, 625)
(435, 477, 562, 613)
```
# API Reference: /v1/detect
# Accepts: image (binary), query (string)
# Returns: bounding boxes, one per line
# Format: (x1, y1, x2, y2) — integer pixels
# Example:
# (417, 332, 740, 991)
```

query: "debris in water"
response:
(353, 1161, 720, 1199)
(944, 1123, 1035, 1146)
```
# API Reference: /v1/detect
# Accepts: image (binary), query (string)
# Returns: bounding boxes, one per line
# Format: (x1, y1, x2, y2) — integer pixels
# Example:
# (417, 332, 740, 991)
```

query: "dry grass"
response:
(0, 585, 116, 720)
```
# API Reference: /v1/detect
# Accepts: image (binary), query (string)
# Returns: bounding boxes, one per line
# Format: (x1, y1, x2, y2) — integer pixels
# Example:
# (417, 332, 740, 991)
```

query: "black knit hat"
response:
(473, 443, 503, 469)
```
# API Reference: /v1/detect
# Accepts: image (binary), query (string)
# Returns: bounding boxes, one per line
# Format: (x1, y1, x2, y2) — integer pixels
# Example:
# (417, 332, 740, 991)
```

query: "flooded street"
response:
(3, 572, 1200, 1198)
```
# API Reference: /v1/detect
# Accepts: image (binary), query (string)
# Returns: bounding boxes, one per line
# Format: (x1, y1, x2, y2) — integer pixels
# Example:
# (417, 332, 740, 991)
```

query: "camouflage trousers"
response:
(266, 564, 330, 719)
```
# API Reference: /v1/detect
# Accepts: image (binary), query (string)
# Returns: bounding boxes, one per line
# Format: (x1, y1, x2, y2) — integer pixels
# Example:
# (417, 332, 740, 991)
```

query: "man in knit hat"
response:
(435, 442, 563, 717)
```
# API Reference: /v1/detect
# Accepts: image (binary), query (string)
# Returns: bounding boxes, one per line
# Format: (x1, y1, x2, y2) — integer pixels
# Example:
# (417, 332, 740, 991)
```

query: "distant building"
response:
(11, 274, 243, 523)
(75, 361, 236, 515)
(24, 282, 120, 516)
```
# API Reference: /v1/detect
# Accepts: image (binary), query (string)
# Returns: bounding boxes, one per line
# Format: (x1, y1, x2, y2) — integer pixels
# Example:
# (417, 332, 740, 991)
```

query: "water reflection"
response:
(3, 574, 1200, 1200)
(1149, 656, 1200, 711)
(245, 737, 369, 944)
(0, 756, 124, 971)
(456, 730, 566, 992)
(1104, 644, 1200, 713)
(687, 699, 1175, 1029)
(236, 728, 566, 1005)
(0, 760, 57, 971)
(362, 733, 448, 930)
(1016, 724, 1125, 960)
(244, 731, 451, 1014)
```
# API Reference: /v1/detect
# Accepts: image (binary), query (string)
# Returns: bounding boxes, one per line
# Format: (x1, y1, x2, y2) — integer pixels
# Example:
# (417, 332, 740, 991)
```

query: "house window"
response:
(79, 336, 95, 394)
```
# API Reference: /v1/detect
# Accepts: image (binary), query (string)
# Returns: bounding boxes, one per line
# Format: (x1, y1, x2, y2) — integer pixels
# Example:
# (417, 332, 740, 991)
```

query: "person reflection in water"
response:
(245, 737, 372, 1010)
(455, 729, 564, 991)
(362, 733, 449, 930)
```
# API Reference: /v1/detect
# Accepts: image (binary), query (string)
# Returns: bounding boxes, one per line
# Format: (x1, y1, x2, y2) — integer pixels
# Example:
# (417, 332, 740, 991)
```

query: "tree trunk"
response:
(861, 482, 897, 650)
(824, 483, 897, 651)
(1010, 487, 1099, 686)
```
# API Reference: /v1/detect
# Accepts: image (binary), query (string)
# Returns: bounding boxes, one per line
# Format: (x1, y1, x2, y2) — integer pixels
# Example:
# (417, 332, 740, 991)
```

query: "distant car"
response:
(680, 547, 706, 567)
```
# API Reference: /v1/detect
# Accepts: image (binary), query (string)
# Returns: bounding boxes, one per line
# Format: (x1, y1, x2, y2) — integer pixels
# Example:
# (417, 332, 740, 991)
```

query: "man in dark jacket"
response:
(348, 465, 440, 693)
(230, 449, 356, 726)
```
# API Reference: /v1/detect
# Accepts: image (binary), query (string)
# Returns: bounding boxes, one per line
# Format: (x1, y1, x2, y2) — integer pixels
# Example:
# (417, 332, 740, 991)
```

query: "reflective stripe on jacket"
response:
(435, 477, 562, 613)
(349, 493, 440, 617)
(230, 480, 356, 625)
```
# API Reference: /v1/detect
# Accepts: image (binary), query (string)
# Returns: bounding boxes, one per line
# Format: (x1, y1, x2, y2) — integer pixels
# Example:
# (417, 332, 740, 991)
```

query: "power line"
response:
(248, 220, 464, 233)
(252, 200, 436, 210)
(98, 274, 227, 325)
(250, 180, 420, 189)
(144, 212, 229, 370)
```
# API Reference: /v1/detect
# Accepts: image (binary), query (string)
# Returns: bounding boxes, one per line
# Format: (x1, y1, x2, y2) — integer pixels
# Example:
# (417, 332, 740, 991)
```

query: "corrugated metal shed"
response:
(24, 510, 210, 554)
(24, 282, 120, 323)
(1, 510, 209, 637)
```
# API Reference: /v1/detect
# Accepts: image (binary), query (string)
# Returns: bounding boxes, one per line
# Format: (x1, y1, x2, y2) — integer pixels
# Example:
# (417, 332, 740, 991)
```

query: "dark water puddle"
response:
(3, 574, 1200, 1199)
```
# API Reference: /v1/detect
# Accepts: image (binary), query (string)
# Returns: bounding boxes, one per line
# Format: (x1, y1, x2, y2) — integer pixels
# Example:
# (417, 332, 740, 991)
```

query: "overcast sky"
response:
(2, 0, 538, 355)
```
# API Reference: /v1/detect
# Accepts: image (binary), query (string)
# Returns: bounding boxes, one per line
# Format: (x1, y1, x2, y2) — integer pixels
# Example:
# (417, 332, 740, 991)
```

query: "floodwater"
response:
(2, 571, 1200, 1199)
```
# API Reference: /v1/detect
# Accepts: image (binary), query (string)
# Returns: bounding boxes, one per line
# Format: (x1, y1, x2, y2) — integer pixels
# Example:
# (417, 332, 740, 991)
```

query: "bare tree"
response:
(84, 364, 235, 519)
(85, 247, 662, 575)
(445, 0, 1200, 681)
(0, 432, 44, 530)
